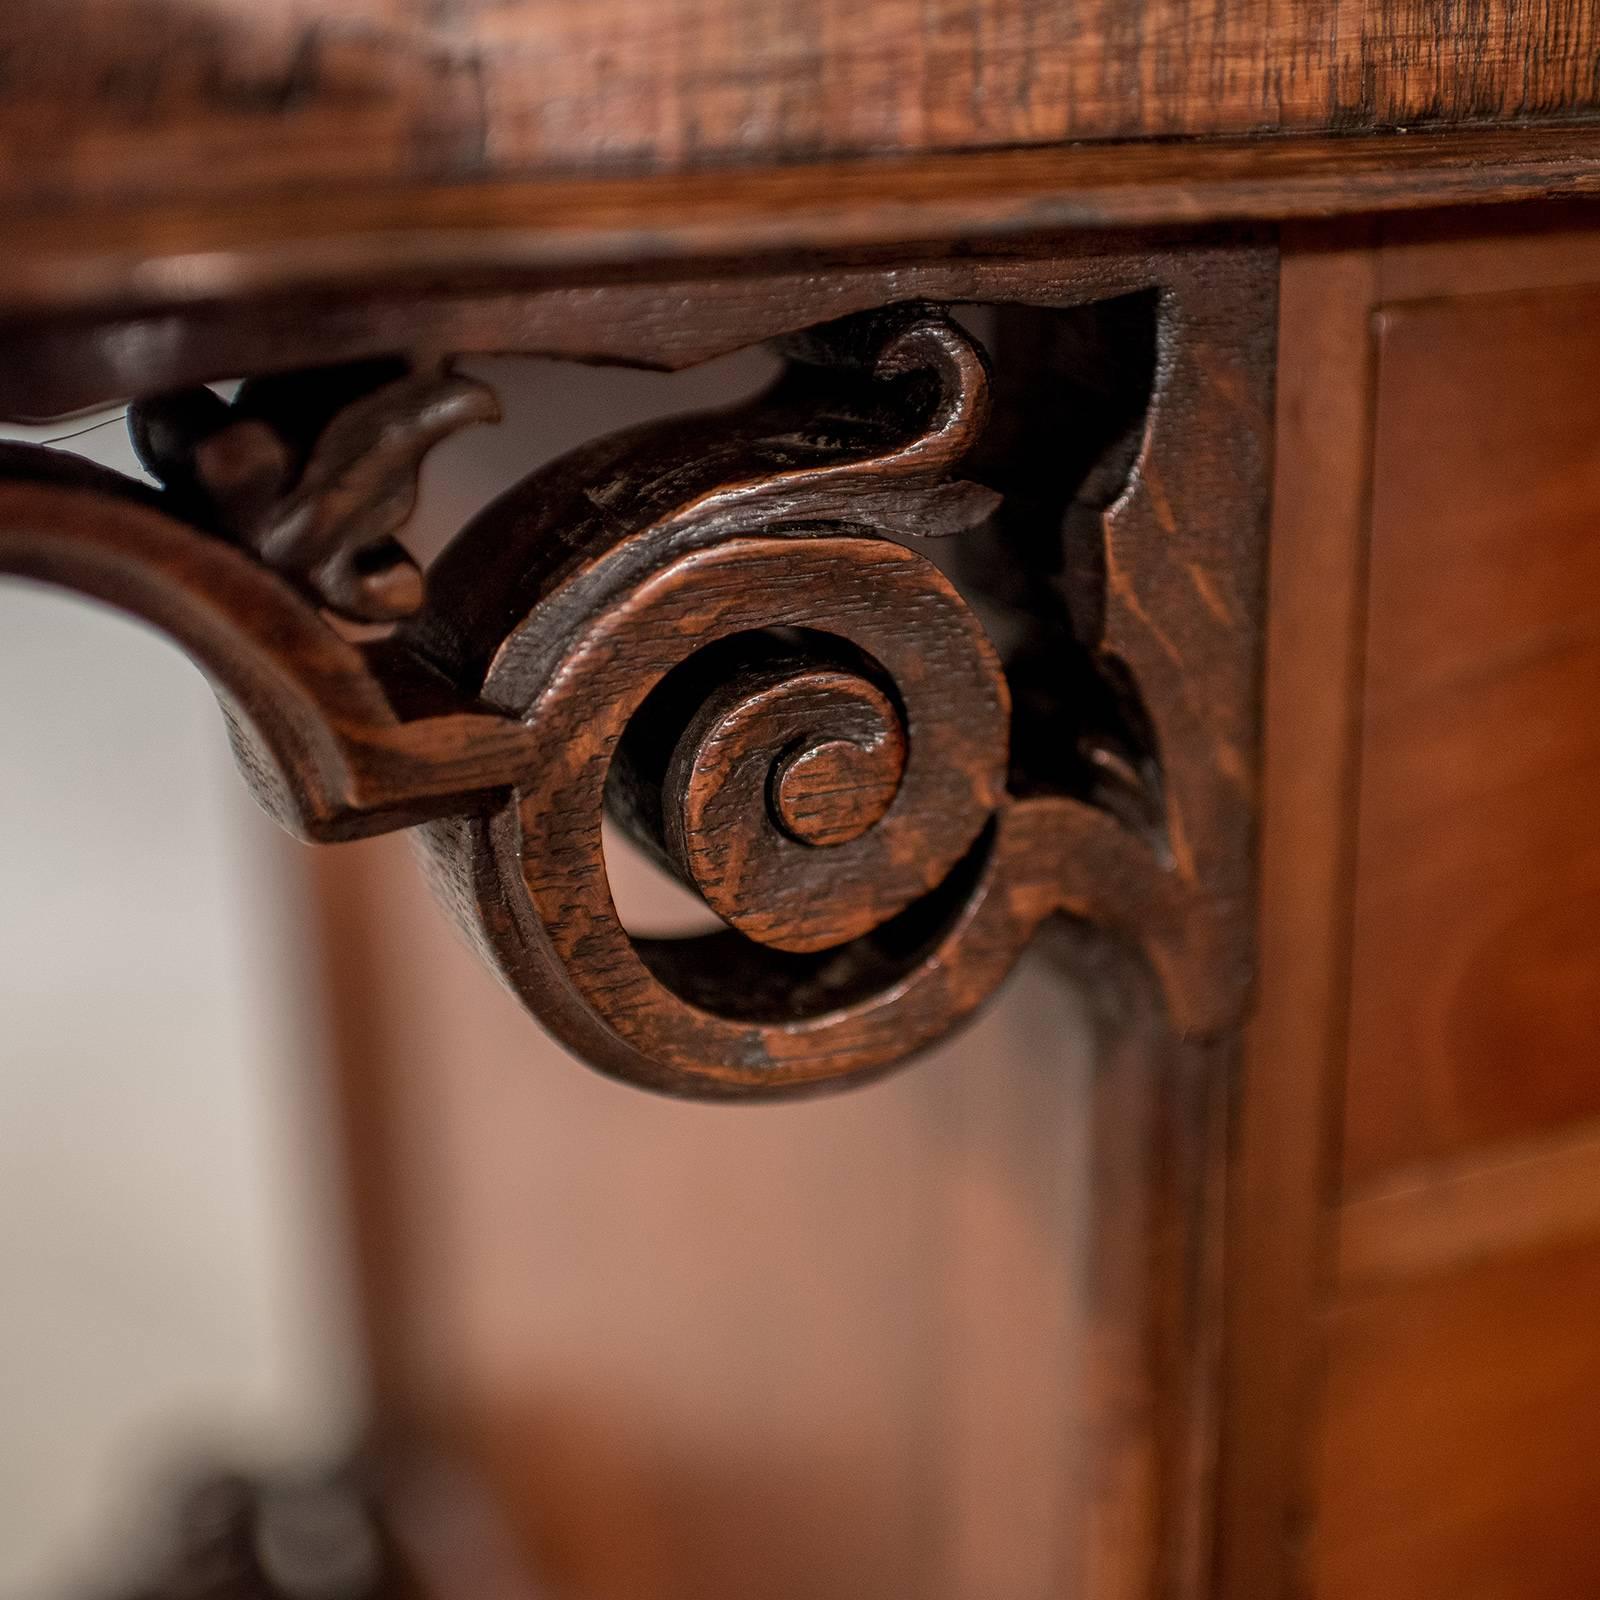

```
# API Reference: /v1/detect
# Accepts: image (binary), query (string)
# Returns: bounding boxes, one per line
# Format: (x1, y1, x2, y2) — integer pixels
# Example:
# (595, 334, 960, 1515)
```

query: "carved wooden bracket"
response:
(0, 267, 1270, 1098)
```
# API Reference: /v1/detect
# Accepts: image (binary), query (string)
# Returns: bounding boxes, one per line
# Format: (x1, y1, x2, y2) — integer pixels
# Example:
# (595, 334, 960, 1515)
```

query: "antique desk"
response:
(6, 6, 1600, 1599)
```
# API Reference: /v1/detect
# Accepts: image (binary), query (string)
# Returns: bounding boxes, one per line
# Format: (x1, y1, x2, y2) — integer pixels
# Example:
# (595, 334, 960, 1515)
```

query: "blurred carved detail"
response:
(117, 1470, 400, 1600)
(0, 277, 1270, 1096)
(108, 1460, 551, 1600)
(0, 409, 531, 844)
(130, 360, 499, 623)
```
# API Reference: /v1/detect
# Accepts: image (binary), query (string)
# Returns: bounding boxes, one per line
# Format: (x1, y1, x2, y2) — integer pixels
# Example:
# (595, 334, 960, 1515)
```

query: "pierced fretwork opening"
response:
(952, 292, 1165, 846)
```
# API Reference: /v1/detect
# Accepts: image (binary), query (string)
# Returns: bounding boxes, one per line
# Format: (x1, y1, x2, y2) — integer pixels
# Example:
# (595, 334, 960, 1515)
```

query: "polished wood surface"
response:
(1317, 1237, 1600, 1600)
(274, 327, 1258, 1597)
(2, 205, 1274, 1591)
(1, 130, 1599, 320)
(1338, 1116, 1600, 1290)
(1213, 209, 1600, 1600)
(6, 0, 1600, 1588)
(1314, 231, 1600, 1598)
(1343, 281, 1600, 1181)
(1222, 206, 1600, 1600)
(6, 0, 1600, 211)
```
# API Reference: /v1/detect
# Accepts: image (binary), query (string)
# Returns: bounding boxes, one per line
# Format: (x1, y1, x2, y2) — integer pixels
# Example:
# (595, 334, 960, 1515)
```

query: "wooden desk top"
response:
(2, 3, 1600, 319)
(9, 0, 1600, 193)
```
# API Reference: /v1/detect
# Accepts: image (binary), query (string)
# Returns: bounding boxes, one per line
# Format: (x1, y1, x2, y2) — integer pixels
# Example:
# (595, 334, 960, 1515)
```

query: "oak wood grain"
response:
(280, 317, 1252, 1597)
(4, 0, 1600, 219)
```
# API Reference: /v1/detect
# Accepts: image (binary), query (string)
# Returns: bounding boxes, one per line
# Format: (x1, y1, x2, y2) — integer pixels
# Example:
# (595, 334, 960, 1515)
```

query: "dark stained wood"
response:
(0, 130, 1599, 321)
(1064, 934, 1236, 1600)
(0, 443, 535, 843)
(765, 710, 903, 848)
(130, 360, 501, 623)
(265, 286, 1262, 1588)
(0, 226, 1271, 1593)
(316, 824, 1014, 1597)
(7, 1, 1600, 1591)
(1342, 282, 1600, 1182)
(0, 247, 1273, 1101)
(1, 0, 1599, 222)
(409, 264, 1272, 1094)
(0, 233, 1260, 425)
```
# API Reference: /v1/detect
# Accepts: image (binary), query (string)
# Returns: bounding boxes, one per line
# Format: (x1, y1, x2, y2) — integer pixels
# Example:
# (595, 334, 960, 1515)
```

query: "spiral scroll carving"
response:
(388, 306, 1200, 1095)
(0, 288, 1266, 1098)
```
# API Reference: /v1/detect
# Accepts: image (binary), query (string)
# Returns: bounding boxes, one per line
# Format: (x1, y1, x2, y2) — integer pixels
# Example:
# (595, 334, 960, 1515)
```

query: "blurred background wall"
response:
(0, 407, 360, 1596)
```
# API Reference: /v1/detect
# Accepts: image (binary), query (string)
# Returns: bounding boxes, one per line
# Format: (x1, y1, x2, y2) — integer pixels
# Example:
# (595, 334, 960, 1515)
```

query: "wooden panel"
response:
(5, 0, 1600, 216)
(1315, 1237, 1600, 1600)
(1342, 283, 1600, 1183)
(1231, 212, 1600, 1600)
(1379, 203, 1600, 302)
(1312, 219, 1600, 1600)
